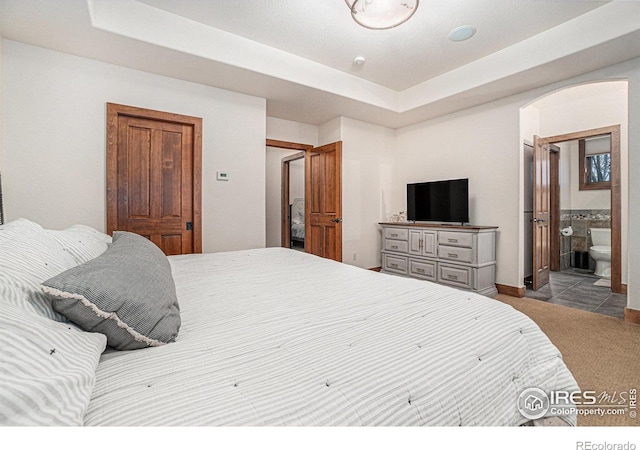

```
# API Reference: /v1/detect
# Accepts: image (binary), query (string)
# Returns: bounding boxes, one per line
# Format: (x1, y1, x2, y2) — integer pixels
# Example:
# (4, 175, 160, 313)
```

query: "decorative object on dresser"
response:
(380, 222, 498, 297)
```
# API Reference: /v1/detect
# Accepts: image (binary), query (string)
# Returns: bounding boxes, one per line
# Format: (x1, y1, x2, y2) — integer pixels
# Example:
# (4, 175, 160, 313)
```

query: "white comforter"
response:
(85, 248, 578, 426)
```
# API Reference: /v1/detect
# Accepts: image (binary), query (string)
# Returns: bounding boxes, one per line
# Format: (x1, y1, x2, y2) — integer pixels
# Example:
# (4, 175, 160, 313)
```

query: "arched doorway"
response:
(520, 80, 628, 317)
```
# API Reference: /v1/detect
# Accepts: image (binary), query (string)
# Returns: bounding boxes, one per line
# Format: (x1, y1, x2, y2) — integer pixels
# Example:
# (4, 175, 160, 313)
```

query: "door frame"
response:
(106, 103, 203, 252)
(536, 125, 622, 293)
(266, 139, 313, 248)
(266, 139, 343, 261)
(549, 145, 561, 272)
(281, 151, 306, 248)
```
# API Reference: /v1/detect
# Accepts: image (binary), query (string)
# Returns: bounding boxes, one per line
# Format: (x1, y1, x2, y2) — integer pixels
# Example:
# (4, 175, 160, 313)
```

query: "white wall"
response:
(558, 141, 573, 210)
(628, 61, 640, 310)
(318, 118, 342, 147)
(3, 40, 266, 252)
(266, 117, 317, 146)
(290, 159, 304, 201)
(395, 99, 522, 286)
(338, 117, 396, 269)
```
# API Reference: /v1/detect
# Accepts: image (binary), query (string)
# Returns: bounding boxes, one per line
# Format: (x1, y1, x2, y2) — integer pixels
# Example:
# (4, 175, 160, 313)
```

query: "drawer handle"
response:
(447, 238, 458, 243)
(391, 233, 398, 237)
(391, 245, 398, 249)
(448, 253, 458, 258)
(416, 268, 425, 273)
(390, 263, 398, 268)
(447, 274, 459, 280)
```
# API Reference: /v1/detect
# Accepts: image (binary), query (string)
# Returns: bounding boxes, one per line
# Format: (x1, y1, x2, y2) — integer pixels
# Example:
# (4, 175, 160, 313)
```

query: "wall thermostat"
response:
(217, 171, 229, 181)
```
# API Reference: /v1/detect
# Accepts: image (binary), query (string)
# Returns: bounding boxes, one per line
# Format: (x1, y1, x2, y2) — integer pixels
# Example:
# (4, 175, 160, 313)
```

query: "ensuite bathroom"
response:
(524, 135, 625, 318)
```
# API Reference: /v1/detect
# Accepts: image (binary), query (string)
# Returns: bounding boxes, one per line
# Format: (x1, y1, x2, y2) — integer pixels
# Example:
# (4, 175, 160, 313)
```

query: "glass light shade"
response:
(345, 0, 419, 30)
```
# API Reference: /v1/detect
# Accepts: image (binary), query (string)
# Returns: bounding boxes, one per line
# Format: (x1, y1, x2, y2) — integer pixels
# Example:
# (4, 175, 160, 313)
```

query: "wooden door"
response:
(107, 103, 202, 255)
(532, 136, 550, 289)
(280, 152, 306, 248)
(305, 142, 342, 261)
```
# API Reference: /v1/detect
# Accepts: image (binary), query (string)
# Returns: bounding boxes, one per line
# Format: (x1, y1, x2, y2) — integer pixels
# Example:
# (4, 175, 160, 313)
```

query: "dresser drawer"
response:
(383, 254, 408, 275)
(439, 231, 473, 248)
(384, 228, 409, 241)
(385, 239, 409, 253)
(409, 259, 436, 281)
(438, 245, 474, 263)
(438, 264, 473, 290)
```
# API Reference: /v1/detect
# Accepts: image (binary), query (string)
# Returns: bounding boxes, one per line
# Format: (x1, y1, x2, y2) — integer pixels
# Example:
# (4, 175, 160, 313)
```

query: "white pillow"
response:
(0, 218, 77, 321)
(47, 224, 112, 265)
(0, 301, 107, 425)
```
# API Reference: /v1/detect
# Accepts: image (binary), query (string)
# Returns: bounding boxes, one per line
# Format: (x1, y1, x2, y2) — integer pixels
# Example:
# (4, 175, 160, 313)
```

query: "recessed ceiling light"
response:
(448, 25, 476, 42)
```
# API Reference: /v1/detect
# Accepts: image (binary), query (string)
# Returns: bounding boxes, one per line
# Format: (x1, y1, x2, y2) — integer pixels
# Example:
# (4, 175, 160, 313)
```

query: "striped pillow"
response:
(42, 231, 181, 350)
(47, 224, 112, 265)
(0, 219, 78, 321)
(0, 302, 106, 425)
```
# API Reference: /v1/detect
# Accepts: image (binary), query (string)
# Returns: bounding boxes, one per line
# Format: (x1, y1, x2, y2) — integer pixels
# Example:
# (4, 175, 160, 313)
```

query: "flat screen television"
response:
(407, 178, 469, 224)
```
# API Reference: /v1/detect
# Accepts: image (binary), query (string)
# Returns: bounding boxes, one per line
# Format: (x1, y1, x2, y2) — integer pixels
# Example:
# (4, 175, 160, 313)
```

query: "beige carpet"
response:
(495, 294, 640, 426)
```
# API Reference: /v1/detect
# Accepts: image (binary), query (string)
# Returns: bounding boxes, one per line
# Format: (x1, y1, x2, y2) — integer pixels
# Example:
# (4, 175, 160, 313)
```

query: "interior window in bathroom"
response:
(579, 135, 611, 190)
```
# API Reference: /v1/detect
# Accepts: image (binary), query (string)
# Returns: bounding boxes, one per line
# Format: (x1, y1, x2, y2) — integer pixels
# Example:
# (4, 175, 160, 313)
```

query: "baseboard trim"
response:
(624, 307, 640, 325)
(369, 266, 382, 272)
(496, 283, 526, 298)
(621, 283, 628, 295)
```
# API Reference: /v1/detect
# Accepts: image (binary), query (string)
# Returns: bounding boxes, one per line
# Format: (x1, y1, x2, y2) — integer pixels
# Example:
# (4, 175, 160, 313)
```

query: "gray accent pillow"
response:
(41, 231, 181, 350)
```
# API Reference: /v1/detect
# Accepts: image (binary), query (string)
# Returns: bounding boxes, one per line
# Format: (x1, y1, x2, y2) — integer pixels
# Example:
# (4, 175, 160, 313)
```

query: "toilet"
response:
(589, 228, 611, 279)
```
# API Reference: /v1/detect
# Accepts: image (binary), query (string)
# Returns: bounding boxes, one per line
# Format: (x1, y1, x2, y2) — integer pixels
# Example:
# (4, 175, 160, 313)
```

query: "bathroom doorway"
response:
(534, 125, 621, 293)
(521, 80, 628, 319)
(524, 126, 627, 319)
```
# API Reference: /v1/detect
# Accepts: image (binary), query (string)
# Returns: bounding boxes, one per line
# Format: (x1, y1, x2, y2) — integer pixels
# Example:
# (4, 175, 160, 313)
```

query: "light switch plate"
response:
(217, 171, 229, 181)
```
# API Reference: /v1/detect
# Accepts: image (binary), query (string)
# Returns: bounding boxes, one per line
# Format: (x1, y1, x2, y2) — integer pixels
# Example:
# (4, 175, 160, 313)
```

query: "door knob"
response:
(331, 218, 343, 223)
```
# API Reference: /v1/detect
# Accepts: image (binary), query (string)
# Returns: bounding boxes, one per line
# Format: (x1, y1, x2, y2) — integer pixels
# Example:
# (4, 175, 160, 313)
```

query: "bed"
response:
(0, 218, 579, 426)
(290, 197, 305, 249)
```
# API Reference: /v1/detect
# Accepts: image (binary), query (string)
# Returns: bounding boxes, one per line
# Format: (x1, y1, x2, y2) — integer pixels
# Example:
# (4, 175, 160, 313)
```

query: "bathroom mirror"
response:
(579, 135, 611, 190)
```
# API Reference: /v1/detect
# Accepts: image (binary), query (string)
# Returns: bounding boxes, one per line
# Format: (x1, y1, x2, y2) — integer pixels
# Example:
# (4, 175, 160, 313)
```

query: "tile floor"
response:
(525, 270, 627, 319)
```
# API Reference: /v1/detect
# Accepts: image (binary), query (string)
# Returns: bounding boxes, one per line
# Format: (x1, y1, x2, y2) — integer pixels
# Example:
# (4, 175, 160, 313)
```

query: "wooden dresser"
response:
(379, 222, 498, 297)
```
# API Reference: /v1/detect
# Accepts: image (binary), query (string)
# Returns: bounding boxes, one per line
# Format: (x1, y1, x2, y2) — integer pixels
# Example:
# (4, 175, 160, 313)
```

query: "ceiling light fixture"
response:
(345, 0, 419, 30)
(448, 25, 476, 42)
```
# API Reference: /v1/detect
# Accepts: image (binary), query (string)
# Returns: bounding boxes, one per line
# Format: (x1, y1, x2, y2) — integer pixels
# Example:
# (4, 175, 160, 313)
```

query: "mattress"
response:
(84, 248, 578, 426)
